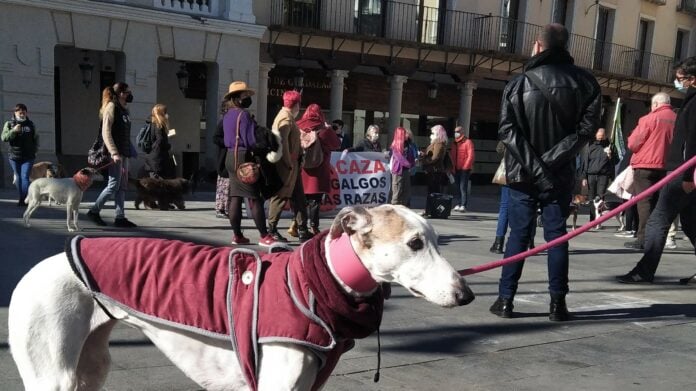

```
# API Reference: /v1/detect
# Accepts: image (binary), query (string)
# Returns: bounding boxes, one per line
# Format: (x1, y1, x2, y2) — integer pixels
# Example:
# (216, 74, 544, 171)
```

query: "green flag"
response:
(610, 98, 626, 162)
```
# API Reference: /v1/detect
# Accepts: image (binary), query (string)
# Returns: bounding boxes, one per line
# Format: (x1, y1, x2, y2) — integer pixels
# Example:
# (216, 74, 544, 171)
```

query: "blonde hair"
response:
(99, 87, 116, 119)
(151, 104, 169, 130)
(431, 125, 448, 144)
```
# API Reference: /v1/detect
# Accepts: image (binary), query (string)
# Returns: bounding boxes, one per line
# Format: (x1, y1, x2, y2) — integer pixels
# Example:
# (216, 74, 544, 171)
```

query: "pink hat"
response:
(282, 90, 302, 108)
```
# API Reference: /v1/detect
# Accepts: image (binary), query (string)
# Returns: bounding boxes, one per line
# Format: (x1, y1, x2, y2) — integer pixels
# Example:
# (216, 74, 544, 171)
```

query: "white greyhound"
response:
(8, 205, 475, 390)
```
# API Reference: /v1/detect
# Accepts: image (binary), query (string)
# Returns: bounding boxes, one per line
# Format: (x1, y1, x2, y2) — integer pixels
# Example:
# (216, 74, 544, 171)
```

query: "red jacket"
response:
(302, 127, 341, 194)
(450, 136, 475, 171)
(628, 105, 676, 169)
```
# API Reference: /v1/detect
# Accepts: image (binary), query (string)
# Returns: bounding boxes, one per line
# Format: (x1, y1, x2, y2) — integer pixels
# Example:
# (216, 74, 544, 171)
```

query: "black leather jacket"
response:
(499, 47, 601, 198)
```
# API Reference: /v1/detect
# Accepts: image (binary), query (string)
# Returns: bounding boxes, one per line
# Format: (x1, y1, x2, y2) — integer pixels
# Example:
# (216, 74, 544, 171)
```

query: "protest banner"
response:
(320, 151, 391, 211)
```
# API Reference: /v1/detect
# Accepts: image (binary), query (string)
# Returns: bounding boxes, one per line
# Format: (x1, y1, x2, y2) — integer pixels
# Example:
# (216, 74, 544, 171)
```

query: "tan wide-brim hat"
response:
(224, 81, 255, 99)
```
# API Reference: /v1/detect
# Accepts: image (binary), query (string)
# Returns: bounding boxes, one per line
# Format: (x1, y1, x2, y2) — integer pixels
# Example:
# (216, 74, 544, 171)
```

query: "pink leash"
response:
(459, 154, 696, 276)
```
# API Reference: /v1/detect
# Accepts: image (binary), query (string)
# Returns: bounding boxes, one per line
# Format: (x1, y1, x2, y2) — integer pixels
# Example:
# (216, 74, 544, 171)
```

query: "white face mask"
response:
(368, 133, 379, 143)
(454, 132, 461, 138)
(15, 114, 26, 121)
(430, 133, 438, 142)
(674, 78, 688, 93)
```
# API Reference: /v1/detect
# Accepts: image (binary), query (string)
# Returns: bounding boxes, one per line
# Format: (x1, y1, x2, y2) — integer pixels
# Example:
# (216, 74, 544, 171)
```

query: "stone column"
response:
(458, 81, 477, 137)
(387, 75, 408, 135)
(329, 69, 349, 122)
(257, 62, 275, 128)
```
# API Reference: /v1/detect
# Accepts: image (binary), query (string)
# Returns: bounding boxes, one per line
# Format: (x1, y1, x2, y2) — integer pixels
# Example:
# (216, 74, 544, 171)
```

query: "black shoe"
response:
(297, 226, 315, 243)
(616, 271, 652, 284)
(624, 240, 644, 250)
(489, 236, 504, 254)
(489, 297, 514, 318)
(86, 211, 107, 226)
(17, 200, 26, 207)
(549, 294, 570, 322)
(114, 217, 137, 228)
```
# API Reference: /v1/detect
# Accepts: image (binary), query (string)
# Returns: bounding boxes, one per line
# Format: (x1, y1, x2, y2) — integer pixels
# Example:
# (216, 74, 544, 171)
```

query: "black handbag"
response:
(87, 133, 111, 167)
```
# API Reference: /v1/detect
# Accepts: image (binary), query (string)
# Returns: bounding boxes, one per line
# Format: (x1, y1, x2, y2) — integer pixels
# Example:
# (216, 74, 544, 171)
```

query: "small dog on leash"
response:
(592, 196, 625, 231)
(23, 167, 102, 232)
(130, 177, 190, 210)
(568, 194, 588, 230)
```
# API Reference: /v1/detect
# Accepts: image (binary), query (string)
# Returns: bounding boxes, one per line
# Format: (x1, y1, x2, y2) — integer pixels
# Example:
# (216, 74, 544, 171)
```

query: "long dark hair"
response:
(220, 92, 243, 114)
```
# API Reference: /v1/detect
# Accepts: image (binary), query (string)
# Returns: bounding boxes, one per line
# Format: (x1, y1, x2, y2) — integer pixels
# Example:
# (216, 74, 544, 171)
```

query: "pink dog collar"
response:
(328, 233, 378, 295)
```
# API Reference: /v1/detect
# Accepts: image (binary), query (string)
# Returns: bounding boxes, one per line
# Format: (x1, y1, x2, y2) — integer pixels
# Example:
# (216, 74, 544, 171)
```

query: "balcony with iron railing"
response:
(678, 0, 696, 15)
(91, 0, 224, 19)
(270, 0, 675, 85)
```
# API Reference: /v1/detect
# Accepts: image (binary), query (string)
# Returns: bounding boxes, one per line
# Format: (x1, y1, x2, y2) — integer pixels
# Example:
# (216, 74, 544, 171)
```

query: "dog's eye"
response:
(407, 237, 424, 251)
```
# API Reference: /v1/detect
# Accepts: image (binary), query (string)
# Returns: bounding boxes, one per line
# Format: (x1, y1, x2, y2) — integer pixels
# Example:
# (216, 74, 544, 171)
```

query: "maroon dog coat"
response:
(66, 233, 384, 390)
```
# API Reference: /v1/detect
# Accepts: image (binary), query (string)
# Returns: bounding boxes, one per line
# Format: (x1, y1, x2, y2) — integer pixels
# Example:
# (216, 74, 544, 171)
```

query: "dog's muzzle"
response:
(455, 279, 475, 306)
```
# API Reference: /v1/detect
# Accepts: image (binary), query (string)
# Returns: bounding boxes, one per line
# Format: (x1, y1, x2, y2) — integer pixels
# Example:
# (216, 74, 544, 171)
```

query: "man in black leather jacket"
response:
(616, 57, 696, 284)
(490, 24, 601, 322)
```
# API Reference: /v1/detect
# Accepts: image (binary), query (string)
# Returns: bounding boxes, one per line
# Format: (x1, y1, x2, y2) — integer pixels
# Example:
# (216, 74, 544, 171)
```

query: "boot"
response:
(489, 297, 514, 318)
(268, 222, 288, 243)
(549, 293, 570, 322)
(489, 236, 504, 254)
(287, 220, 299, 237)
(297, 224, 314, 243)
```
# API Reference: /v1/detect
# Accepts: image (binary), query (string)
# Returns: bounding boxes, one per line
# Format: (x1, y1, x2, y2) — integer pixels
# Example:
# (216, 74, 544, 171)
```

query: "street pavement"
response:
(2, 185, 696, 391)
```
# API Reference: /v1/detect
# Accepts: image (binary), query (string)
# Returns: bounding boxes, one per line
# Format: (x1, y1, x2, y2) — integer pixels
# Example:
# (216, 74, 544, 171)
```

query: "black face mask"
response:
(125, 93, 133, 103)
(240, 97, 252, 108)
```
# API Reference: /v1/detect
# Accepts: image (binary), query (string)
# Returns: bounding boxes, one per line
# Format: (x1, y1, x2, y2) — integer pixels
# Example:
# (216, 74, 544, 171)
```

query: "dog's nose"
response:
(455, 285, 475, 306)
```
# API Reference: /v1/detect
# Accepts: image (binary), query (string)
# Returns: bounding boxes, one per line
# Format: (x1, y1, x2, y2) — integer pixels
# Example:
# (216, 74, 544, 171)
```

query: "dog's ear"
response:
(79, 168, 90, 175)
(329, 206, 373, 239)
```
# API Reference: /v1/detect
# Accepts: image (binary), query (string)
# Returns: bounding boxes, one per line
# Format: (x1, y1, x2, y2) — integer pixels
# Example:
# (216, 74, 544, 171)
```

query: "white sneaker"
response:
(664, 238, 677, 249)
(459, 206, 467, 213)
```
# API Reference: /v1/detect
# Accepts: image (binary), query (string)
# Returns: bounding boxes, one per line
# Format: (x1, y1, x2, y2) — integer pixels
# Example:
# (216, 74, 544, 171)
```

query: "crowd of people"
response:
(4, 22, 696, 324)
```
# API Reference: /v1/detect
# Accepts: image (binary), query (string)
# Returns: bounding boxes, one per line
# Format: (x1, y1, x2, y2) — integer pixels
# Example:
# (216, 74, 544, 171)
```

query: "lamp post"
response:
(176, 63, 189, 93)
(78, 56, 94, 89)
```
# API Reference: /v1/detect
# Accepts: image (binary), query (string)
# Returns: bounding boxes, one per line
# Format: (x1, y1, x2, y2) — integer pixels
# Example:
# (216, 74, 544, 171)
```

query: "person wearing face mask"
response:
(138, 104, 175, 179)
(450, 126, 475, 212)
(419, 124, 448, 216)
(86, 82, 138, 228)
(2, 103, 38, 206)
(266, 90, 312, 243)
(348, 124, 382, 152)
(580, 127, 615, 226)
(332, 119, 352, 151)
(616, 57, 696, 284)
(620, 92, 676, 250)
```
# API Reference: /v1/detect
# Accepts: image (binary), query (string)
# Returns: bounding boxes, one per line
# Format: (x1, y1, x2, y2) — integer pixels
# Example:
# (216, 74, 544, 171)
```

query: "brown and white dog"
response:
(8, 205, 474, 390)
(592, 196, 625, 231)
(568, 194, 588, 230)
(12, 161, 66, 184)
(22, 167, 102, 232)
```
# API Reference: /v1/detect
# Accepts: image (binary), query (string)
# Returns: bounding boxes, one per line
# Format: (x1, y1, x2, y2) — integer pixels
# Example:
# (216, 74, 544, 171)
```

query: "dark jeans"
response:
(306, 193, 323, 229)
(495, 186, 510, 237)
(498, 186, 571, 299)
(587, 174, 610, 221)
(454, 169, 471, 207)
(632, 178, 696, 279)
(8, 158, 33, 201)
(632, 168, 666, 243)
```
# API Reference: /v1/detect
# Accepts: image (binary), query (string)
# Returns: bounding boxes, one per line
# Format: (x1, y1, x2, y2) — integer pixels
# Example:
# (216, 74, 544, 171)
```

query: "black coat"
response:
(142, 123, 174, 178)
(349, 138, 381, 152)
(666, 87, 696, 181)
(581, 140, 614, 178)
(499, 47, 601, 197)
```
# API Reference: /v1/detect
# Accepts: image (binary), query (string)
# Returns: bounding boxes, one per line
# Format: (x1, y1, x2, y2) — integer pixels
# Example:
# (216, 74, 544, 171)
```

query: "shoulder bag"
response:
(234, 112, 260, 185)
(87, 130, 111, 167)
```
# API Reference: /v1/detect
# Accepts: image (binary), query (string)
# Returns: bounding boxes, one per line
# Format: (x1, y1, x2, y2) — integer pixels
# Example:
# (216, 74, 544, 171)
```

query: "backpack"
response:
(300, 129, 323, 169)
(136, 122, 155, 154)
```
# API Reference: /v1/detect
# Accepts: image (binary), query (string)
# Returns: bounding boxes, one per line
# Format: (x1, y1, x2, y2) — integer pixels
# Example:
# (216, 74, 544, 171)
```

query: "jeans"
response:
(495, 186, 510, 237)
(633, 178, 696, 279)
(9, 158, 33, 202)
(498, 186, 571, 299)
(90, 159, 127, 218)
(454, 169, 471, 207)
